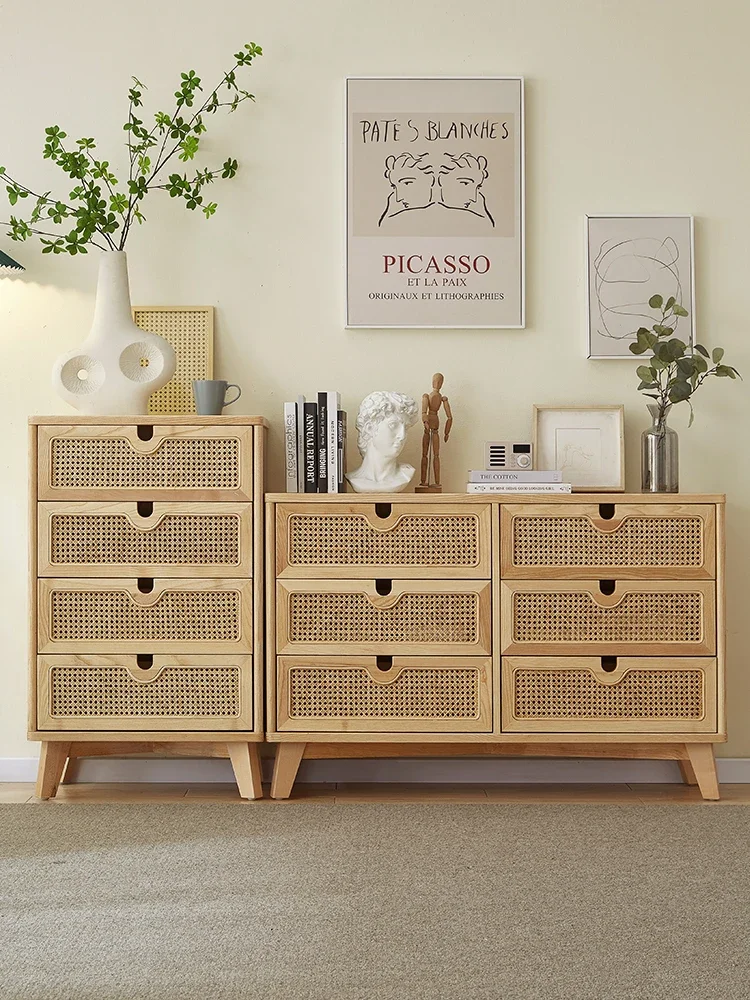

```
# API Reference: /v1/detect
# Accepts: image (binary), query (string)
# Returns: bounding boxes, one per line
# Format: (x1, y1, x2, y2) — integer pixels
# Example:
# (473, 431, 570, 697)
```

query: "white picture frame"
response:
(533, 405, 625, 492)
(345, 76, 525, 329)
(586, 215, 695, 359)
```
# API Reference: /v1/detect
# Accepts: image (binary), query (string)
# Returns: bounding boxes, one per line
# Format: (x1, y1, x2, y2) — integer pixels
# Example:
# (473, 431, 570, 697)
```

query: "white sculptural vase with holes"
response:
(51, 251, 176, 414)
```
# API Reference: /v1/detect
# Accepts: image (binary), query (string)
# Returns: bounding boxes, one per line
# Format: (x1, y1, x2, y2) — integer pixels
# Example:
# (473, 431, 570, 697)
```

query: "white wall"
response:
(1, 0, 748, 759)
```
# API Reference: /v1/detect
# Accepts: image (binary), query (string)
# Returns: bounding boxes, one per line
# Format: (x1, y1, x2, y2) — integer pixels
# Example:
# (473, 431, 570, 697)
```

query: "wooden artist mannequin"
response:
(417, 372, 453, 492)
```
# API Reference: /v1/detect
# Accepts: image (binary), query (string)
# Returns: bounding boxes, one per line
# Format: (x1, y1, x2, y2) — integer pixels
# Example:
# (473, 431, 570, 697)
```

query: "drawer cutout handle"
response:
(598, 503, 615, 520)
(137, 501, 154, 518)
(375, 503, 392, 519)
(599, 579, 616, 596)
(137, 425, 154, 441)
(376, 656, 393, 672)
(137, 578, 154, 594)
(601, 656, 618, 673)
(136, 654, 154, 670)
(375, 578, 393, 596)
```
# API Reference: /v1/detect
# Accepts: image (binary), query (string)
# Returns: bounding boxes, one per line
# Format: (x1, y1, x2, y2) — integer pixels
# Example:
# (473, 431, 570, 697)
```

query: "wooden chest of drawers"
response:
(29, 416, 267, 800)
(266, 493, 726, 800)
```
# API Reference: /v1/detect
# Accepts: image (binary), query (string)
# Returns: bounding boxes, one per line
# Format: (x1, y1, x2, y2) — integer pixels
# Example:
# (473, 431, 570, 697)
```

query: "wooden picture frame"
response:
(532, 405, 625, 492)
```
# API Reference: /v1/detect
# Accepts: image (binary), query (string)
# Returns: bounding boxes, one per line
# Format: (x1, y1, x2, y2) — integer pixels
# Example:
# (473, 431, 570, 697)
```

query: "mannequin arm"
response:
(443, 397, 453, 440)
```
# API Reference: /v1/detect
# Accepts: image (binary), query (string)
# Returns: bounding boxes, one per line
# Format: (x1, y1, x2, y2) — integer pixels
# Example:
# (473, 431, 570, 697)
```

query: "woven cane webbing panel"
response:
(512, 591, 704, 644)
(132, 307, 213, 415)
(49, 590, 241, 642)
(288, 667, 479, 719)
(49, 513, 240, 566)
(288, 593, 479, 644)
(512, 516, 704, 568)
(288, 514, 480, 567)
(49, 665, 239, 718)
(514, 669, 704, 720)
(50, 437, 240, 490)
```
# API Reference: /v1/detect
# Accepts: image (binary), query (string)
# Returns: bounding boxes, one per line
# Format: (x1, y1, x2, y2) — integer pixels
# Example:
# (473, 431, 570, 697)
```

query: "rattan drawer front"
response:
(38, 502, 253, 578)
(277, 580, 491, 655)
(37, 654, 254, 731)
(500, 503, 716, 580)
(38, 579, 253, 653)
(502, 656, 717, 733)
(500, 580, 715, 656)
(37, 424, 253, 500)
(277, 656, 492, 733)
(276, 502, 491, 578)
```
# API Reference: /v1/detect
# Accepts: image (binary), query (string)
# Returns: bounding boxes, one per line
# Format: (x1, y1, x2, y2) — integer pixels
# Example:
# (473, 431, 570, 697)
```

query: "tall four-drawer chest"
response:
(29, 416, 267, 799)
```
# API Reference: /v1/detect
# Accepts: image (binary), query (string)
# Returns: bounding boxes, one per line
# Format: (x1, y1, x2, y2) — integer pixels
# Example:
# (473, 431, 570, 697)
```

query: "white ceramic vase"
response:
(51, 251, 176, 414)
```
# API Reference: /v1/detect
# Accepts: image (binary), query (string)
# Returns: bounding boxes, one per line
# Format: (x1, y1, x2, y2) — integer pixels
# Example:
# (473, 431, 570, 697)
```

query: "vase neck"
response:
(91, 251, 133, 329)
(647, 402, 672, 426)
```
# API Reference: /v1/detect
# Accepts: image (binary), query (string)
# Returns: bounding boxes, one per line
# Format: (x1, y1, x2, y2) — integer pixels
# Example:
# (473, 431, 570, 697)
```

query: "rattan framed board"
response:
(132, 306, 214, 414)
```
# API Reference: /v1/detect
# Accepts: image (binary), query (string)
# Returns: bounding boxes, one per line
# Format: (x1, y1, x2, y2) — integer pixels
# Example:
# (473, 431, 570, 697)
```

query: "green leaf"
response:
(636, 366, 654, 381)
(673, 304, 689, 317)
(716, 365, 736, 378)
(669, 380, 692, 402)
(648, 294, 663, 309)
(629, 342, 648, 355)
(692, 354, 708, 373)
(694, 343, 709, 358)
(665, 296, 676, 310)
(712, 347, 724, 364)
(676, 357, 694, 376)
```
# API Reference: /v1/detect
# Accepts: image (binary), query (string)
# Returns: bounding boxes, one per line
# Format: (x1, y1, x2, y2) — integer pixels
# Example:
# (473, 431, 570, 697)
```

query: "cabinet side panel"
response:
(28, 424, 38, 735)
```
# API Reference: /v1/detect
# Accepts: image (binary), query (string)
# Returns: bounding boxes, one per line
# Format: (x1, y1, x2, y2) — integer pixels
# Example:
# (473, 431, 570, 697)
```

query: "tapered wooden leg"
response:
(270, 743, 305, 800)
(61, 754, 81, 784)
(685, 744, 720, 800)
(227, 743, 264, 800)
(35, 742, 71, 800)
(678, 759, 698, 786)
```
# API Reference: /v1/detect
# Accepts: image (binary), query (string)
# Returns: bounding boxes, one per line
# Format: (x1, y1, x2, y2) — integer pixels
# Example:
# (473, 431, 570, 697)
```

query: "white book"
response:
(326, 391, 340, 493)
(283, 402, 298, 492)
(296, 395, 306, 492)
(468, 469, 563, 483)
(466, 482, 573, 494)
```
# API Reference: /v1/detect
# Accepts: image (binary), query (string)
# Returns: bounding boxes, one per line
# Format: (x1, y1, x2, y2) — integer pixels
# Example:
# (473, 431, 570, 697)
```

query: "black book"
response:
(304, 401, 318, 493)
(337, 410, 347, 493)
(317, 391, 328, 492)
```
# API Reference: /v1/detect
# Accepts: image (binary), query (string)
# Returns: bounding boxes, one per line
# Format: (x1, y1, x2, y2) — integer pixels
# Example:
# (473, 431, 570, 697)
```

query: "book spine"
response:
(283, 402, 298, 493)
(337, 410, 346, 492)
(304, 402, 318, 493)
(296, 395, 306, 492)
(317, 391, 328, 493)
(466, 483, 573, 493)
(468, 469, 563, 483)
(326, 391, 340, 493)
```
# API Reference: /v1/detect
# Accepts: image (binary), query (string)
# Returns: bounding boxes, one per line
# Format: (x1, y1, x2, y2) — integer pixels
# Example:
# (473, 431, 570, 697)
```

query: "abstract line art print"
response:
(586, 215, 695, 359)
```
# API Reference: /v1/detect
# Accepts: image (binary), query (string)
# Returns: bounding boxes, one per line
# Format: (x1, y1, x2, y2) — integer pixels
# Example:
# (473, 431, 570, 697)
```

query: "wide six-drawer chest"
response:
(265, 493, 725, 799)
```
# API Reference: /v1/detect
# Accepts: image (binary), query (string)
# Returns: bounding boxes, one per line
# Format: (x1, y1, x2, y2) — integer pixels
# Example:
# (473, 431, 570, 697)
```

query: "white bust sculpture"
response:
(346, 391, 419, 493)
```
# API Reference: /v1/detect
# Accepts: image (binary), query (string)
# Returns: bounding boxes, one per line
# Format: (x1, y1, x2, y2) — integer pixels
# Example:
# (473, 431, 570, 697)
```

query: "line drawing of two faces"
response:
(378, 151, 495, 228)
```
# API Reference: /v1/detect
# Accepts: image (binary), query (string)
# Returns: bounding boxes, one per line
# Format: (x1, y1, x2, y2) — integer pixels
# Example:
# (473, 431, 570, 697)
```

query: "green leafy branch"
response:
(0, 42, 262, 254)
(629, 294, 741, 426)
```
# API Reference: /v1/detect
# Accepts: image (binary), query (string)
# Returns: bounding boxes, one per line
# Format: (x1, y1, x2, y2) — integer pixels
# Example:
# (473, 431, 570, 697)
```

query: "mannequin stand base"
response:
(415, 484, 442, 493)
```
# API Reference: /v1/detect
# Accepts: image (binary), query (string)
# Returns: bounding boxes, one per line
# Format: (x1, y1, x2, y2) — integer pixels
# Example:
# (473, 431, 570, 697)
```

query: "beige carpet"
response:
(0, 804, 748, 1000)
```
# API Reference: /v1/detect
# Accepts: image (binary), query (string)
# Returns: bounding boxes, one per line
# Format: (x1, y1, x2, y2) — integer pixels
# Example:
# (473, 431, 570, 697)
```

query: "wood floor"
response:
(2, 782, 750, 804)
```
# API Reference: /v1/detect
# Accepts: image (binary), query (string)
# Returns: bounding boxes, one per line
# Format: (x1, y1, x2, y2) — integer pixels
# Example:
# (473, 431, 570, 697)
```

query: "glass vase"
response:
(641, 403, 679, 493)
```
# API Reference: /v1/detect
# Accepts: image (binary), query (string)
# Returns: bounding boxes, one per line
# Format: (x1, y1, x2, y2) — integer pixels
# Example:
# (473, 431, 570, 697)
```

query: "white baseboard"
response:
(3, 755, 750, 784)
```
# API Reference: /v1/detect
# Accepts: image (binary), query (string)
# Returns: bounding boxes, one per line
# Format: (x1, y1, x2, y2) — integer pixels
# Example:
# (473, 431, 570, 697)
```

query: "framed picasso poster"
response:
(346, 77, 525, 329)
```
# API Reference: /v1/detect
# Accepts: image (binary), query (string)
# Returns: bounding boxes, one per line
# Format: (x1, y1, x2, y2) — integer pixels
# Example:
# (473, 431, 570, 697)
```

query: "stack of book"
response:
(284, 392, 347, 493)
(466, 468, 572, 494)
